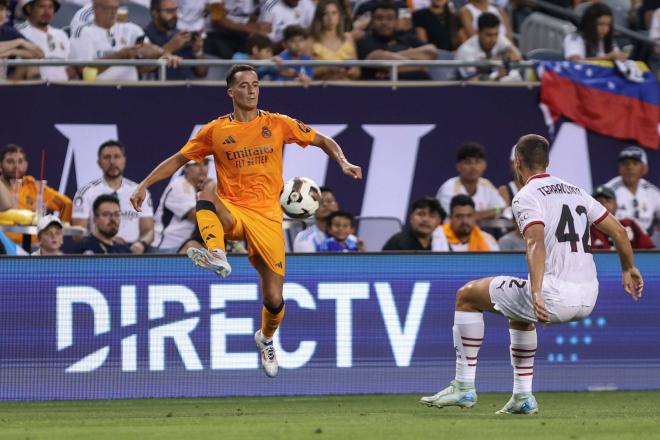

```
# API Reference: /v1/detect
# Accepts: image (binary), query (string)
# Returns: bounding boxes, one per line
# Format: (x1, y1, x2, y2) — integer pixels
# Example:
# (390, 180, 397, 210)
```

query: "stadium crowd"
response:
(0, 140, 657, 255)
(0, 0, 658, 81)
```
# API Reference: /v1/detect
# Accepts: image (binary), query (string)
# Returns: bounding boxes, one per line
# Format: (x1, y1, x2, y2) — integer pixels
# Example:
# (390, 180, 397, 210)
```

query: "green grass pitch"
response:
(1, 392, 659, 440)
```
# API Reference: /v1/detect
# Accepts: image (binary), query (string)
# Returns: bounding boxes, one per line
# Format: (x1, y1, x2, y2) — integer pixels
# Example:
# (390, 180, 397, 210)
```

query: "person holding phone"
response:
(145, 0, 209, 79)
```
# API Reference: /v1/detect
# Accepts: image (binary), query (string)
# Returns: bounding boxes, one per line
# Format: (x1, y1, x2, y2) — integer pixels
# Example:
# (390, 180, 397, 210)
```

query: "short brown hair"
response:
(515, 134, 549, 170)
(226, 64, 257, 87)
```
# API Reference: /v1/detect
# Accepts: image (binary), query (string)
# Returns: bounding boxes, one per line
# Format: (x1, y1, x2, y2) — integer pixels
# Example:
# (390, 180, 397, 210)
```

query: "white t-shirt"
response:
(455, 33, 514, 78)
(293, 223, 358, 252)
(436, 176, 506, 215)
(15, 22, 70, 81)
(178, 0, 208, 31)
(446, 230, 499, 252)
(563, 32, 619, 59)
(431, 225, 449, 251)
(70, 4, 95, 38)
(70, 21, 145, 81)
(73, 177, 154, 243)
(512, 173, 608, 287)
(260, 0, 315, 42)
(604, 176, 660, 233)
(154, 176, 197, 250)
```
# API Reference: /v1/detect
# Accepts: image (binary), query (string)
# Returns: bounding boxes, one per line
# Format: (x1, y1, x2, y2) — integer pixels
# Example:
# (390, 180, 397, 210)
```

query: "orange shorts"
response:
(222, 199, 285, 276)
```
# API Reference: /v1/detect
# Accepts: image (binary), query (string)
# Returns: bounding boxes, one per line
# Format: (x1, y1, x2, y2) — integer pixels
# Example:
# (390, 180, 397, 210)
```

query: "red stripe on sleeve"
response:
(593, 210, 609, 225)
(523, 221, 545, 235)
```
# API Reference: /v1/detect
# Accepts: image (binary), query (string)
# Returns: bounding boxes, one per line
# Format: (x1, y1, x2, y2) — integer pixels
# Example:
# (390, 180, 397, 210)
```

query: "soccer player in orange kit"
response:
(130, 64, 362, 378)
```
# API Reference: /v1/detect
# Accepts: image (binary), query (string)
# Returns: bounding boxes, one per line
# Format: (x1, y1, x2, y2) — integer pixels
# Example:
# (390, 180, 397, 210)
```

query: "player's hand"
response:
(622, 267, 643, 300)
(130, 186, 146, 212)
(341, 162, 362, 180)
(532, 291, 550, 323)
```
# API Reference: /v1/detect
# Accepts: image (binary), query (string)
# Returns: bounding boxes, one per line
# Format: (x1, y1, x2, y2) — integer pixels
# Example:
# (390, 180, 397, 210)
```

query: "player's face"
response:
(29, 0, 56, 26)
(228, 71, 259, 111)
(94, 202, 121, 238)
(450, 205, 476, 237)
(98, 145, 126, 179)
(371, 9, 396, 37)
(322, 3, 341, 31)
(618, 159, 646, 186)
(457, 157, 486, 183)
(316, 190, 338, 219)
(39, 225, 63, 253)
(409, 207, 441, 237)
(0, 152, 27, 180)
(596, 196, 617, 215)
(94, 0, 120, 28)
(329, 217, 353, 241)
(478, 27, 499, 53)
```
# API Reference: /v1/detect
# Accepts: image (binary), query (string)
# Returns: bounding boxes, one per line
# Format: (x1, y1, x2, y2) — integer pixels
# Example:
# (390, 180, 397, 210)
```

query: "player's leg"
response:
(421, 277, 497, 408)
(497, 320, 539, 415)
(187, 189, 235, 277)
(253, 255, 284, 378)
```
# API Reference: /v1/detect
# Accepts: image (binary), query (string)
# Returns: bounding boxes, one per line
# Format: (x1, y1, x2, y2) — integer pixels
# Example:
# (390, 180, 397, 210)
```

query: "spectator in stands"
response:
(261, 0, 316, 44)
(177, 0, 206, 32)
(69, 0, 172, 81)
(204, 0, 266, 59)
(72, 140, 154, 254)
(441, 194, 499, 251)
(32, 214, 64, 255)
(0, 0, 44, 80)
(0, 170, 11, 210)
(275, 25, 313, 82)
(318, 210, 363, 252)
(353, 0, 413, 34)
(459, 0, 512, 40)
(455, 12, 521, 81)
(590, 185, 655, 250)
(497, 144, 522, 219)
(232, 32, 279, 79)
(293, 186, 343, 251)
(145, 0, 208, 79)
(153, 159, 207, 252)
(638, 0, 659, 30)
(16, 0, 74, 81)
(0, 144, 72, 245)
(564, 2, 627, 61)
(310, 0, 360, 80)
(356, 2, 438, 80)
(413, 0, 461, 51)
(436, 141, 506, 221)
(74, 194, 132, 254)
(382, 196, 448, 251)
(604, 146, 659, 235)
(69, 1, 94, 37)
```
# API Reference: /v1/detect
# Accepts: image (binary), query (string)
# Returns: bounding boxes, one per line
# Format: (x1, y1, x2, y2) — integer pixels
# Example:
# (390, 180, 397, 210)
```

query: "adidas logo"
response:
(222, 136, 236, 144)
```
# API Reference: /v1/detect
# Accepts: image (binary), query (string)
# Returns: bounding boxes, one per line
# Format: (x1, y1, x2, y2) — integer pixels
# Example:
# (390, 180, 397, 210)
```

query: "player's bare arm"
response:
(595, 213, 644, 300)
(312, 133, 362, 180)
(130, 152, 189, 212)
(523, 223, 550, 322)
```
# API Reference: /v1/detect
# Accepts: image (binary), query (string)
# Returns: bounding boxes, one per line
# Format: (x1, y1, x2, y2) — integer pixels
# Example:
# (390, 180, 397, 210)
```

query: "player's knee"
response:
(455, 283, 478, 310)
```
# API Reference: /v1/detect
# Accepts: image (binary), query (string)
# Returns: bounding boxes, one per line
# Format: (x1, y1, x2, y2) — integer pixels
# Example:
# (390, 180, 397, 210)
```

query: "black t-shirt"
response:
(144, 22, 197, 80)
(74, 235, 132, 254)
(412, 8, 455, 51)
(0, 24, 23, 42)
(356, 32, 431, 80)
(382, 228, 430, 251)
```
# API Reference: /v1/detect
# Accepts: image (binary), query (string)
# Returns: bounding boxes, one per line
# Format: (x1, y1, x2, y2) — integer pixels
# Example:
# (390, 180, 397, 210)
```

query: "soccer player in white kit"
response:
(420, 134, 644, 414)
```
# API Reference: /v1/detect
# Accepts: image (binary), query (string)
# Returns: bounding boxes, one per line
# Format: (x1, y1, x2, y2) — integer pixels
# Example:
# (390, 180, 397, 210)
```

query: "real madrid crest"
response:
(262, 126, 272, 138)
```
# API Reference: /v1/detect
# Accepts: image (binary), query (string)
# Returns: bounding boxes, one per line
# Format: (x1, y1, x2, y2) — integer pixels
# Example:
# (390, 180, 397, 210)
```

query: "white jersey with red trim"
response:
(512, 174, 608, 286)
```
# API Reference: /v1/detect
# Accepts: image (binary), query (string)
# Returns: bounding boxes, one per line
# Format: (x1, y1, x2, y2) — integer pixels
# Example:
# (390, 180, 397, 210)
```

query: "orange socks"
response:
(261, 302, 285, 339)
(195, 200, 225, 251)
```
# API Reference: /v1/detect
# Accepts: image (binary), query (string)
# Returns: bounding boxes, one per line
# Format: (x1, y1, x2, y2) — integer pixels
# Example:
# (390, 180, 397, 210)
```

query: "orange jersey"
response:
(180, 110, 316, 221)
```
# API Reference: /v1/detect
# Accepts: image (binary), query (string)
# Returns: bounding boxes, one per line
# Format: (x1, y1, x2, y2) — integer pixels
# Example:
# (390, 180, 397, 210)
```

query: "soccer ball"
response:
(280, 177, 321, 219)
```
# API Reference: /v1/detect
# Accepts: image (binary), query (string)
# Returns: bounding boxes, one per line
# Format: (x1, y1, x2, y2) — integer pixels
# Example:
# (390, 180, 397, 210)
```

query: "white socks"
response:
(452, 311, 484, 384)
(510, 328, 537, 395)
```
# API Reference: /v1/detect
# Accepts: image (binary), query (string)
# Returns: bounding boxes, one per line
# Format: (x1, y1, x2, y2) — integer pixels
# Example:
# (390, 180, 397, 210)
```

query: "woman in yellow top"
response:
(310, 0, 360, 80)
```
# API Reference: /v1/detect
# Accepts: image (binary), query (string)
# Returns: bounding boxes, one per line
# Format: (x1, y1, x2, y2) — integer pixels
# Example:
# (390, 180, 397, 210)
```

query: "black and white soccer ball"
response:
(280, 177, 321, 219)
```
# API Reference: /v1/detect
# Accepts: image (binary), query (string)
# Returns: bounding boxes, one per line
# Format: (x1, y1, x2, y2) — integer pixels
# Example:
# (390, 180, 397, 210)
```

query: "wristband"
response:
(495, 207, 502, 217)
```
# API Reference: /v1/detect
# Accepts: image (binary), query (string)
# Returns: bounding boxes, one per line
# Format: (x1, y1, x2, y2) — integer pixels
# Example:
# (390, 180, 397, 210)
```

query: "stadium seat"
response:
(198, 54, 229, 81)
(519, 12, 577, 56)
(283, 218, 308, 252)
(354, 216, 403, 252)
(51, 1, 80, 30)
(525, 48, 564, 61)
(430, 49, 458, 81)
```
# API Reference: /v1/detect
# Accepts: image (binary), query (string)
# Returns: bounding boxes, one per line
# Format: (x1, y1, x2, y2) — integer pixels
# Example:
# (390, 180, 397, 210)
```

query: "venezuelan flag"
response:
(537, 61, 659, 149)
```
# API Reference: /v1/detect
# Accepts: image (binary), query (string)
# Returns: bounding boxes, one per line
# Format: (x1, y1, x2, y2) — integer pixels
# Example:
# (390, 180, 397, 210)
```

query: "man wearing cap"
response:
(32, 214, 64, 255)
(15, 0, 73, 80)
(590, 185, 655, 250)
(604, 146, 660, 235)
(153, 158, 209, 252)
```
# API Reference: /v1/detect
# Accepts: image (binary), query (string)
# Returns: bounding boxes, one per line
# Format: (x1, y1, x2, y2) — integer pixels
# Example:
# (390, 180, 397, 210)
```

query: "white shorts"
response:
(488, 276, 599, 324)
